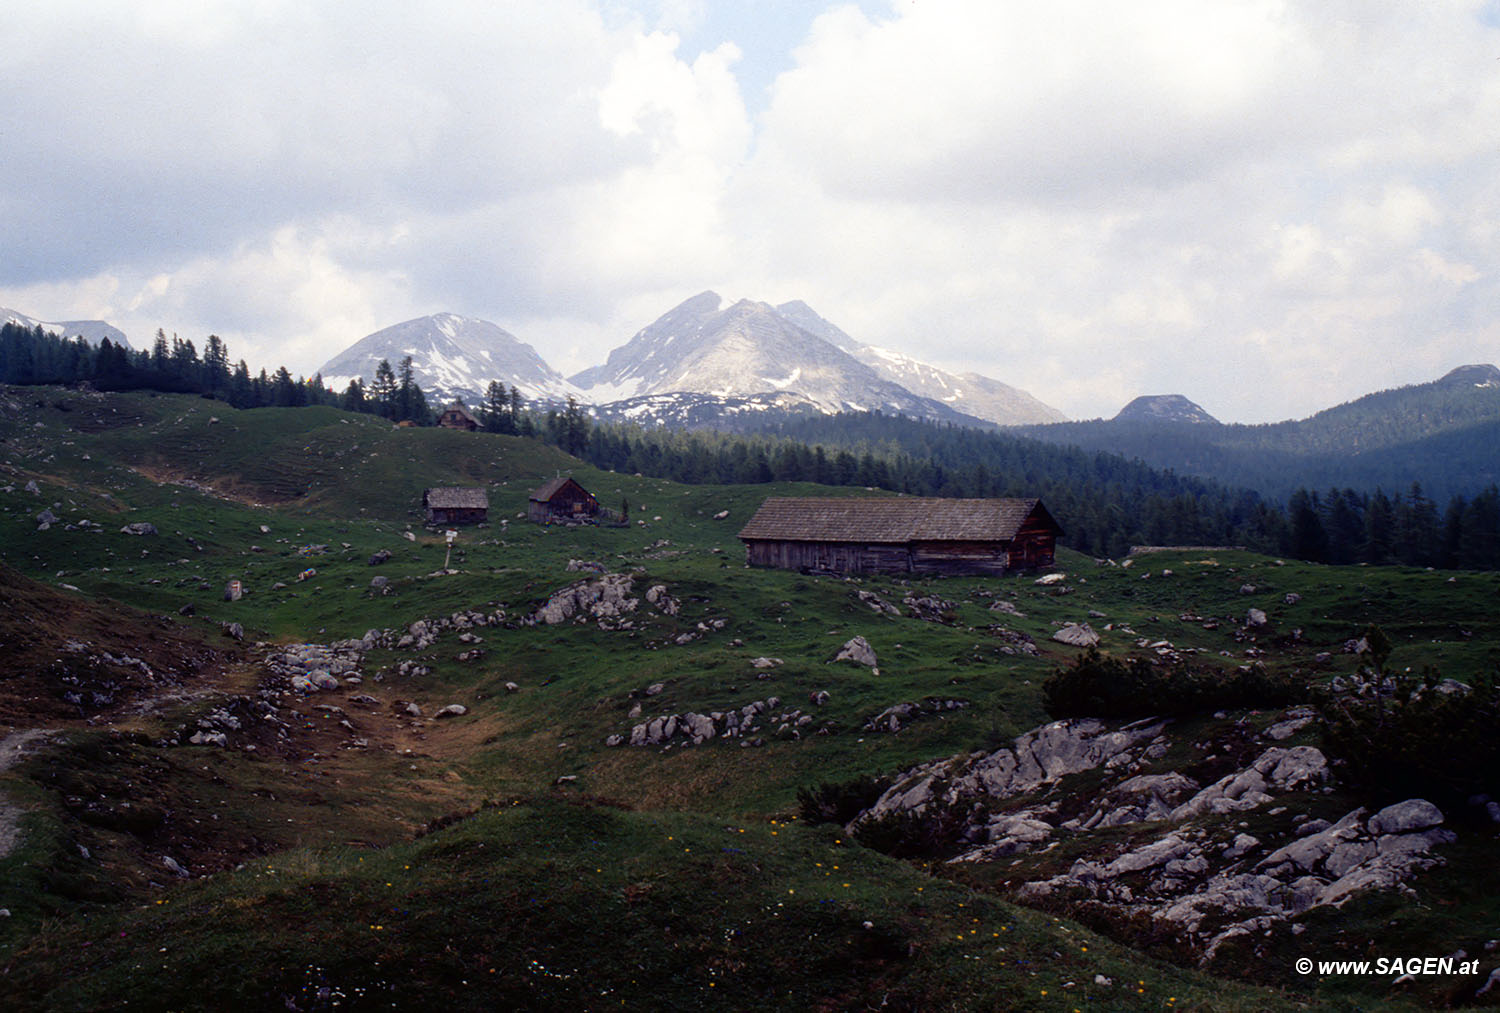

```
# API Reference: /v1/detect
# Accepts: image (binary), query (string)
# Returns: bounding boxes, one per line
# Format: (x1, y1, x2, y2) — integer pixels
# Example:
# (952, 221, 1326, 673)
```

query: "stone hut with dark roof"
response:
(423, 486, 489, 525)
(528, 476, 600, 524)
(737, 496, 1062, 576)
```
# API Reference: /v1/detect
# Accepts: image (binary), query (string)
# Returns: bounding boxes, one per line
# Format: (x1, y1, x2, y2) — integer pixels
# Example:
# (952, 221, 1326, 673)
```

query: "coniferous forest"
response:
(4, 320, 1499, 569)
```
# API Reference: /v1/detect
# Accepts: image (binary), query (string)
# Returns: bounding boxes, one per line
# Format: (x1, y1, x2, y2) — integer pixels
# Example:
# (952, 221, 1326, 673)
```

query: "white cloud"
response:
(3, 0, 1499, 423)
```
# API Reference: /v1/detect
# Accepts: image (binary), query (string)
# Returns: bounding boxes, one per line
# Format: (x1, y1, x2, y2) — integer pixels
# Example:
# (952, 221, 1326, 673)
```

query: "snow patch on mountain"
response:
(318, 313, 580, 407)
(773, 300, 1065, 425)
(2, 307, 131, 348)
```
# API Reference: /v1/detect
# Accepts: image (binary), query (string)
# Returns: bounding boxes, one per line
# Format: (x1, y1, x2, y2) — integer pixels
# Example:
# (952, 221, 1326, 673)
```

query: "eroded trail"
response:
(0, 728, 57, 858)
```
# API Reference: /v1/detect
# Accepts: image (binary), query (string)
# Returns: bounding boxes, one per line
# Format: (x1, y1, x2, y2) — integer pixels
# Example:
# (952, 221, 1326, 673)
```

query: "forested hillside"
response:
(5, 321, 1500, 569)
(1016, 367, 1500, 501)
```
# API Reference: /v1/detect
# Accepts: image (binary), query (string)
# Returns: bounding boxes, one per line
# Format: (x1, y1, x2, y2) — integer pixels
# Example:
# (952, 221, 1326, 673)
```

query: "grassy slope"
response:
(2, 387, 1498, 1010)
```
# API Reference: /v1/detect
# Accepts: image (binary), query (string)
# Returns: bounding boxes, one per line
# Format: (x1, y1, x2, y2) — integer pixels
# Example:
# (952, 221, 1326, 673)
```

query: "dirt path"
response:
(0, 728, 57, 859)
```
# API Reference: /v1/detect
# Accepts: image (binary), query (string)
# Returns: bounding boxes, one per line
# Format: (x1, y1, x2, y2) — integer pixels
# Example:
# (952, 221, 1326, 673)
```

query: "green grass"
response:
(4, 797, 1315, 1012)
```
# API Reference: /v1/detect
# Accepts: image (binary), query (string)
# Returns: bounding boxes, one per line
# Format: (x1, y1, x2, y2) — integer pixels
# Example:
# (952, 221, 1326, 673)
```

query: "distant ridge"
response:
(1019, 365, 1500, 500)
(1113, 394, 1218, 424)
(2, 307, 131, 349)
(1437, 363, 1500, 388)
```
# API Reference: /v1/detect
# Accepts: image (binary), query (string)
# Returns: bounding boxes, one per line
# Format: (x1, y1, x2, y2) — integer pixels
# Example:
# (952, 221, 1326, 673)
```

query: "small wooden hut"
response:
(436, 403, 479, 431)
(528, 476, 600, 523)
(738, 496, 1062, 576)
(423, 486, 489, 525)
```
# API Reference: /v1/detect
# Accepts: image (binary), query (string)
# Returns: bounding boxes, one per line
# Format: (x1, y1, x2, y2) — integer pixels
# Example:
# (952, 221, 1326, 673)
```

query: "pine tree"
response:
(484, 381, 509, 433)
(370, 359, 398, 418)
(341, 378, 367, 413)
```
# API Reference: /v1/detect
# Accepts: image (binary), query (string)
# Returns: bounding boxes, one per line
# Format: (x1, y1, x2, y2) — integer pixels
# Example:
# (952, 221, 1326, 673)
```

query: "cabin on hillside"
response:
(436, 402, 479, 431)
(737, 496, 1062, 576)
(423, 486, 489, 525)
(528, 476, 601, 524)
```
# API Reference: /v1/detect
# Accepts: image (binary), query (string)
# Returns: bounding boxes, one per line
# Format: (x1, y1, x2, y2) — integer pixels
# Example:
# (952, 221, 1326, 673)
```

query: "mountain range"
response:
(2, 307, 131, 348)
(314, 292, 1067, 428)
(10, 294, 1500, 502)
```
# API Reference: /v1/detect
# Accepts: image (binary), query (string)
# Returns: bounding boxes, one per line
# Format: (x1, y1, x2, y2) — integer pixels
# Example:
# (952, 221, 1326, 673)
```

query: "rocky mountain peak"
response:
(1438, 363, 1500, 388)
(1114, 394, 1219, 424)
(318, 313, 577, 406)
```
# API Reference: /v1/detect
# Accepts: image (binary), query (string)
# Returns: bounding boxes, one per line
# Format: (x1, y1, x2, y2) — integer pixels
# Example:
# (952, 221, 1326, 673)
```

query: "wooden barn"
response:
(422, 486, 489, 525)
(738, 497, 1062, 576)
(436, 402, 479, 431)
(528, 476, 600, 524)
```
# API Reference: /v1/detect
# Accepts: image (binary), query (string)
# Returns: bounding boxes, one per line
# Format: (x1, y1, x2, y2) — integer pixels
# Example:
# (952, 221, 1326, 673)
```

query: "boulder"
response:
(434, 704, 468, 719)
(834, 636, 878, 668)
(369, 549, 392, 565)
(120, 522, 158, 536)
(1368, 799, 1444, 836)
(1052, 623, 1100, 648)
(1245, 608, 1268, 627)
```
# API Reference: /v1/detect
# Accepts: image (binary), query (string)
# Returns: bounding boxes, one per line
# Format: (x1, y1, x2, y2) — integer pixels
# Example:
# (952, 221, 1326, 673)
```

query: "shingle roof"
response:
(530, 476, 591, 502)
(441, 403, 478, 425)
(738, 497, 1056, 543)
(424, 487, 489, 509)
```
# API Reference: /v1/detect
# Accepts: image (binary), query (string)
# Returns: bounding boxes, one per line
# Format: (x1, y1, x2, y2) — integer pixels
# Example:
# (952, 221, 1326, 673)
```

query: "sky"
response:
(3, 0, 1499, 424)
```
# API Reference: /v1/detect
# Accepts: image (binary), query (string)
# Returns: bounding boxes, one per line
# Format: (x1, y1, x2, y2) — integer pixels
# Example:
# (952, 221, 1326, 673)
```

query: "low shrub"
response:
(1042, 649, 1304, 719)
(1320, 669, 1500, 809)
(795, 774, 890, 825)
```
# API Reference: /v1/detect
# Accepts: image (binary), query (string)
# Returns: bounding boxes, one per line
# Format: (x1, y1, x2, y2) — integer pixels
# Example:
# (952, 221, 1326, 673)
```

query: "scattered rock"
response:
(834, 636, 878, 668)
(533, 573, 638, 627)
(1367, 799, 1444, 836)
(120, 522, 158, 536)
(856, 590, 900, 616)
(369, 549, 392, 566)
(1052, 623, 1100, 648)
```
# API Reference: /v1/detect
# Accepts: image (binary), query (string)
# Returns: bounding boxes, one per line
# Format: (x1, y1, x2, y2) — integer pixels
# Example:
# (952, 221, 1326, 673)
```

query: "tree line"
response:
(6, 320, 1500, 569)
(0, 322, 433, 421)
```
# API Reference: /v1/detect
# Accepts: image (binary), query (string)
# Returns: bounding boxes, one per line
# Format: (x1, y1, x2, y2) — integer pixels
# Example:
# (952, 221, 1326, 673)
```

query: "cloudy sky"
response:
(3, 0, 1498, 423)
